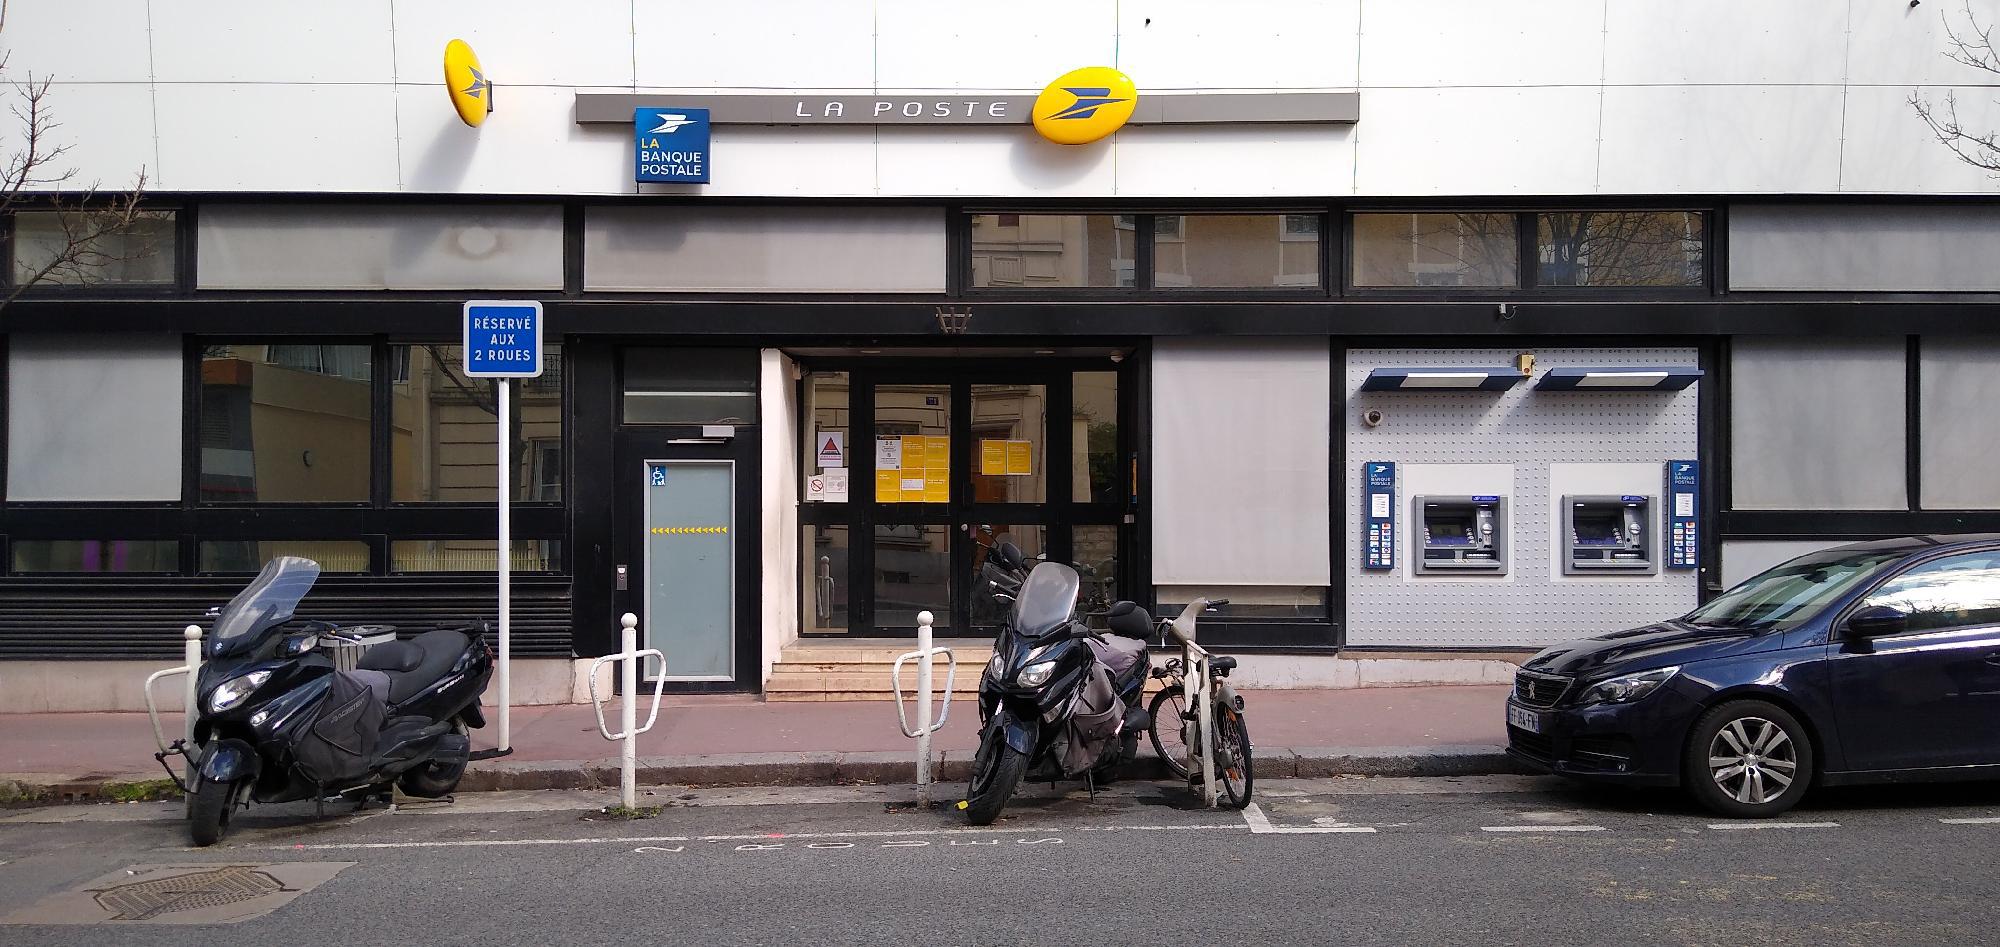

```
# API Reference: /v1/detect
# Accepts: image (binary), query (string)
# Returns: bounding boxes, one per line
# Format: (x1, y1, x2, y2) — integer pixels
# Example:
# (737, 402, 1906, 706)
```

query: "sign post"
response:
(463, 300, 545, 754)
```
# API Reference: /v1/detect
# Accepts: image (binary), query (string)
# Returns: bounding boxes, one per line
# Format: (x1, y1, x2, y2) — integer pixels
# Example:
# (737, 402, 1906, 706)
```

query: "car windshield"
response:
(213, 556, 321, 643)
(1683, 549, 1903, 632)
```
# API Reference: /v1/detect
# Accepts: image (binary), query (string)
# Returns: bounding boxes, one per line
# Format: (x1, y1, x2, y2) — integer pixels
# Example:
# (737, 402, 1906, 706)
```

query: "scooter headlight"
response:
(986, 653, 1005, 680)
(1016, 660, 1058, 688)
(208, 670, 272, 713)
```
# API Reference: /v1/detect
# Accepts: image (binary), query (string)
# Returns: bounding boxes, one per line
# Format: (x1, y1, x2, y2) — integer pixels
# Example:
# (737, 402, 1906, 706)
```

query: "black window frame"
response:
(960, 207, 1334, 299)
(1339, 204, 1718, 300)
(1, 200, 193, 298)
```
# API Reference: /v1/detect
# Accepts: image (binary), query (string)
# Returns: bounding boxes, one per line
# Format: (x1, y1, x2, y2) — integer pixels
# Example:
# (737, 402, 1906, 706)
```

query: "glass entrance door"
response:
(801, 362, 1132, 636)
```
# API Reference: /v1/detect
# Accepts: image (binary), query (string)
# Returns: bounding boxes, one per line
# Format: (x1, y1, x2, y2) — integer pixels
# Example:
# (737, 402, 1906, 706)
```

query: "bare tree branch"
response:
(1912, 1, 2000, 176)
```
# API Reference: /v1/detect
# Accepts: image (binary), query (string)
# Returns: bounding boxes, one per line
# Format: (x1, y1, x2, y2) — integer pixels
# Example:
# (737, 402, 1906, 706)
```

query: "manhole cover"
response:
(0, 863, 351, 926)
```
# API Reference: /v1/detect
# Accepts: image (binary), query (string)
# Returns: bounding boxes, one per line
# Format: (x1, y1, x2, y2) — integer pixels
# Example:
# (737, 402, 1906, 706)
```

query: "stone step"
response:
(764, 672, 982, 693)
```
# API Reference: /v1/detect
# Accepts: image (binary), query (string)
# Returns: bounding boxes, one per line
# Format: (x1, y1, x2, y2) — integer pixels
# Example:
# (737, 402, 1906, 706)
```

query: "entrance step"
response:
(766, 637, 992, 701)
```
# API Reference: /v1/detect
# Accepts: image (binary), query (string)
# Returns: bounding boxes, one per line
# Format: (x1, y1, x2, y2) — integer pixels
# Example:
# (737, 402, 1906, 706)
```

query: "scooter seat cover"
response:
(1086, 634, 1147, 683)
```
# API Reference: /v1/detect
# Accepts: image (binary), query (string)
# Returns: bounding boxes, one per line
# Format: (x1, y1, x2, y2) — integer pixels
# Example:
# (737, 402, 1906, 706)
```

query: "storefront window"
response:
(10, 209, 176, 287)
(1072, 525, 1119, 614)
(392, 344, 564, 502)
(874, 384, 951, 503)
(199, 343, 372, 502)
(1153, 214, 1321, 289)
(803, 372, 850, 498)
(1350, 213, 1518, 288)
(802, 524, 848, 632)
(970, 524, 1045, 629)
(389, 540, 561, 572)
(1157, 585, 1328, 618)
(199, 541, 369, 573)
(1536, 211, 1706, 287)
(970, 214, 1132, 287)
(1073, 372, 1120, 504)
(970, 384, 1045, 503)
(874, 524, 951, 627)
(622, 348, 758, 425)
(10, 540, 178, 573)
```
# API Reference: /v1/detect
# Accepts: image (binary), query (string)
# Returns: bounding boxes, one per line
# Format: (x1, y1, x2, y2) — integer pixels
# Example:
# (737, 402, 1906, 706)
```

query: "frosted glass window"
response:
(1730, 338, 1905, 510)
(6, 335, 183, 501)
(585, 206, 946, 292)
(1151, 339, 1330, 585)
(1732, 205, 2000, 292)
(1920, 337, 2000, 510)
(198, 204, 563, 290)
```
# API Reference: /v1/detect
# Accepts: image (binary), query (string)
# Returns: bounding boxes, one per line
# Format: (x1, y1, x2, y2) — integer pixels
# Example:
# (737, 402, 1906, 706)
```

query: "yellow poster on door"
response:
(1005, 440, 1033, 476)
(980, 440, 1007, 476)
(925, 437, 949, 470)
(875, 469, 901, 501)
(924, 470, 950, 503)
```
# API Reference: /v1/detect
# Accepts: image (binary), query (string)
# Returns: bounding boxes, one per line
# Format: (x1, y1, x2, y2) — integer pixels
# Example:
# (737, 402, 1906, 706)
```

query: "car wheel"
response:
(1683, 699, 1813, 818)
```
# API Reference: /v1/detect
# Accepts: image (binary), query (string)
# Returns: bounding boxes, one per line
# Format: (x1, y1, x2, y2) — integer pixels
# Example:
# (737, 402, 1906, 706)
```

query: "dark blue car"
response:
(1507, 534, 2000, 817)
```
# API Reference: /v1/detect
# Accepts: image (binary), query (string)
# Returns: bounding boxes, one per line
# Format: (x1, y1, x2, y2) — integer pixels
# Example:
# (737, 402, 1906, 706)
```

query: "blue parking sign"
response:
(462, 300, 543, 378)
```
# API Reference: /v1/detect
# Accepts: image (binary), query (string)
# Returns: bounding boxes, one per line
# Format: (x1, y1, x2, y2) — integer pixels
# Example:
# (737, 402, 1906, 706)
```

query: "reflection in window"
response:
(970, 524, 1046, 630)
(1537, 212, 1705, 287)
(970, 214, 1132, 287)
(803, 524, 848, 632)
(1153, 215, 1321, 288)
(10, 540, 178, 573)
(1073, 525, 1119, 615)
(875, 384, 950, 504)
(1351, 213, 1518, 288)
(392, 344, 564, 502)
(199, 541, 369, 573)
(622, 348, 759, 425)
(1074, 372, 1120, 504)
(1861, 553, 2000, 633)
(389, 540, 560, 572)
(200, 344, 372, 502)
(971, 384, 1046, 503)
(10, 210, 177, 286)
(874, 524, 952, 628)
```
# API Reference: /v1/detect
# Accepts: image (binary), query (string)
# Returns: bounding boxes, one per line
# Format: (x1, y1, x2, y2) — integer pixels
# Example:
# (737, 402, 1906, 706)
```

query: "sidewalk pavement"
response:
(0, 685, 1520, 803)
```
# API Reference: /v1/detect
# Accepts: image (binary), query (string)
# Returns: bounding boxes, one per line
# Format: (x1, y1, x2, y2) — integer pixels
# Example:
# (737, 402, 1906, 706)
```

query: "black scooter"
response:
(965, 546, 1155, 825)
(171, 556, 493, 846)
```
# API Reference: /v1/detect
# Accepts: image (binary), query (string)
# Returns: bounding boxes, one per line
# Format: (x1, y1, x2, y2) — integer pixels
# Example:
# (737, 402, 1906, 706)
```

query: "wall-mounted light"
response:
(301, 449, 315, 468)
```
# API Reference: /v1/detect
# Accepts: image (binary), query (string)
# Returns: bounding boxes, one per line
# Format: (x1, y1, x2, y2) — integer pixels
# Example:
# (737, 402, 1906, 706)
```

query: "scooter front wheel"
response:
(188, 777, 237, 847)
(964, 733, 1028, 826)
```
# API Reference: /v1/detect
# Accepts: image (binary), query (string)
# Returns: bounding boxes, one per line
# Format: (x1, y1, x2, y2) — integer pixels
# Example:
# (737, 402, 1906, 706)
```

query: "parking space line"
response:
(1705, 821, 1838, 830)
(271, 822, 1248, 851)
(1939, 817, 2000, 824)
(1479, 825, 1604, 833)
(1240, 804, 1378, 834)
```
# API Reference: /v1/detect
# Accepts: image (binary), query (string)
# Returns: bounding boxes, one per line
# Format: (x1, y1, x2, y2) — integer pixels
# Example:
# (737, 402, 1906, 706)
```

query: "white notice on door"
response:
(876, 438, 903, 470)
(817, 468, 848, 502)
(1675, 493, 1695, 517)
(817, 431, 846, 469)
(1370, 494, 1391, 518)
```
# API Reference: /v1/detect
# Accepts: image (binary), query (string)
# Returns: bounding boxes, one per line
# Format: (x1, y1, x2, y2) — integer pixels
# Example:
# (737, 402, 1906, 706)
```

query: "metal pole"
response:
(182, 624, 201, 790)
(620, 612, 639, 811)
(914, 610, 934, 804)
(498, 379, 513, 752)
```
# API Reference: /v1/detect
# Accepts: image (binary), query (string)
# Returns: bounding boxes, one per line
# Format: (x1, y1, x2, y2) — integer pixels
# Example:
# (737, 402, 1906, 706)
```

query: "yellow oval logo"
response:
(443, 39, 491, 128)
(1032, 66, 1137, 145)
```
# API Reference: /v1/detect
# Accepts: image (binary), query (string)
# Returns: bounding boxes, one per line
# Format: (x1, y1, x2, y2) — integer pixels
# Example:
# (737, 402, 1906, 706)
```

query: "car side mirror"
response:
(1846, 605, 1909, 640)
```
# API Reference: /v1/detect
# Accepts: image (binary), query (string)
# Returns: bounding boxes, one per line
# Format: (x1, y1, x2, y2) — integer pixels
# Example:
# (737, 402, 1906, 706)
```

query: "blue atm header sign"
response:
(462, 300, 543, 378)
(635, 107, 711, 183)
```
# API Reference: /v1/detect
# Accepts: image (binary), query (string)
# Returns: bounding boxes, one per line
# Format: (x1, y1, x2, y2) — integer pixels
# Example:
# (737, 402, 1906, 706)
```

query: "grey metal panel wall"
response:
(1920, 336, 2000, 510)
(1730, 204, 2000, 292)
(1345, 347, 1700, 648)
(6, 335, 183, 501)
(1730, 337, 1905, 510)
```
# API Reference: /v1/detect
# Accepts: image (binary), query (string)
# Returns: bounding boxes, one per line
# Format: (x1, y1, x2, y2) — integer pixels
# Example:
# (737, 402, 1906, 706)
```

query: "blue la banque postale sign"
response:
(634, 107, 711, 183)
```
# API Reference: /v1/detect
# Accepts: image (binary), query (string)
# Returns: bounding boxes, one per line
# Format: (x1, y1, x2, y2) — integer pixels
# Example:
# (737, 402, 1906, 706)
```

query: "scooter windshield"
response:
(208, 556, 321, 657)
(1009, 562, 1080, 637)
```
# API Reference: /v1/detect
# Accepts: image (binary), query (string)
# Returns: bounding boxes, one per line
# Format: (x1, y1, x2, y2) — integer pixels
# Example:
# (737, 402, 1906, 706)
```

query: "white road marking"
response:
(1939, 817, 2000, 824)
(1480, 824, 1605, 833)
(1705, 821, 1838, 830)
(1242, 803, 1378, 834)
(270, 822, 1245, 851)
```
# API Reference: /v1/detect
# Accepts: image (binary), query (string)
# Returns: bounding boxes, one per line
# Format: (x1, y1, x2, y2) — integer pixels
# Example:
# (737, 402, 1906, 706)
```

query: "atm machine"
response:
(1563, 494, 1655, 575)
(1414, 495, 1507, 573)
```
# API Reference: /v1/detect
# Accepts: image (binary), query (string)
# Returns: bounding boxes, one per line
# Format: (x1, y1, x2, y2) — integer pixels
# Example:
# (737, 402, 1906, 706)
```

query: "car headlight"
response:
(1575, 666, 1679, 706)
(1016, 660, 1058, 688)
(986, 654, 1005, 680)
(208, 670, 272, 713)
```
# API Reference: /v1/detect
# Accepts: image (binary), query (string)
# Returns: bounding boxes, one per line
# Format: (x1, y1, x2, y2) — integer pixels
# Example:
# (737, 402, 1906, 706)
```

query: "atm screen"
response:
(1573, 508, 1624, 546)
(1426, 512, 1475, 545)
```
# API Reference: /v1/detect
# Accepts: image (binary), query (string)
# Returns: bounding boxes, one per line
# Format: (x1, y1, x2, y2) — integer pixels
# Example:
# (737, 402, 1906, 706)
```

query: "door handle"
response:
(616, 564, 629, 591)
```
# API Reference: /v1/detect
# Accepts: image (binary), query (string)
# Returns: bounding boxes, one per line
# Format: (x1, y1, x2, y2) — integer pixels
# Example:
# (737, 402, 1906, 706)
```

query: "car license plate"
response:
(1507, 703, 1543, 734)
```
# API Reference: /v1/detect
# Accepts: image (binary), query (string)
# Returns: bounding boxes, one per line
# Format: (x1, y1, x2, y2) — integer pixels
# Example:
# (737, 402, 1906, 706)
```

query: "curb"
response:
(3, 745, 1529, 807)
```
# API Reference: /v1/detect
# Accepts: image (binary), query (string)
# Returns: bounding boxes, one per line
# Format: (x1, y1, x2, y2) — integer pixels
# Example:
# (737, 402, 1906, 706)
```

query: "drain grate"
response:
(0, 862, 351, 926)
(93, 865, 291, 921)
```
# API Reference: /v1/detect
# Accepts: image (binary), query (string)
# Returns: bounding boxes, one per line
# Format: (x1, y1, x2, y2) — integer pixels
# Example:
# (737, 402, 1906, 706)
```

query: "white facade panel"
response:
(7, 335, 183, 502)
(149, 1, 394, 84)
(875, 127, 1116, 197)
(877, 0, 1117, 91)
(399, 86, 631, 195)
(1359, 0, 1603, 88)
(668, 126, 878, 197)
(1597, 86, 1844, 193)
(0, 0, 153, 83)
(1845, 3, 1999, 86)
(1602, 1, 1847, 85)
(154, 84, 400, 191)
(1838, 85, 2000, 195)
(1120, 0, 1359, 89)
(1151, 339, 1331, 587)
(393, 0, 635, 88)
(1354, 87, 1599, 196)
(633, 0, 877, 90)
(1115, 124, 1352, 197)
(0, 84, 156, 188)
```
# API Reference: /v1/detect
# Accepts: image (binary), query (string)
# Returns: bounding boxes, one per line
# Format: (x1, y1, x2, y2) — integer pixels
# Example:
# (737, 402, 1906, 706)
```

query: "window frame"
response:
(962, 208, 1331, 298)
(1, 202, 191, 298)
(1339, 206, 1717, 299)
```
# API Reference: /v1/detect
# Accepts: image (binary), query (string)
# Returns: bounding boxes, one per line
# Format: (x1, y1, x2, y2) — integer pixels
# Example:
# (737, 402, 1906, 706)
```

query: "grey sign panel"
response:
(575, 91, 1358, 125)
(644, 459, 735, 681)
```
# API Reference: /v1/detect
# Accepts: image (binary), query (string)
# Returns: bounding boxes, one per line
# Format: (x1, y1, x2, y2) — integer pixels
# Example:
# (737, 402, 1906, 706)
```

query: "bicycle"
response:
(1146, 597, 1253, 809)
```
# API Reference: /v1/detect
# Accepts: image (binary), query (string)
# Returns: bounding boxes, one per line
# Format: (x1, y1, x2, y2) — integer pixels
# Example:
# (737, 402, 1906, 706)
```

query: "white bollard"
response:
(619, 612, 639, 812)
(914, 610, 934, 804)
(182, 625, 201, 789)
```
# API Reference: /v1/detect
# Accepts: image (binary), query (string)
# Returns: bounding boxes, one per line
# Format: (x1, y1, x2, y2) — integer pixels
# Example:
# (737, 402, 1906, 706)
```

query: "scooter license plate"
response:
(1507, 703, 1544, 734)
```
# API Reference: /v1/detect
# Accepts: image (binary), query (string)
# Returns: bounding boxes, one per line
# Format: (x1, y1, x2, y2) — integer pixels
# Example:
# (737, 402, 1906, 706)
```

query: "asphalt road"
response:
(3, 775, 1999, 945)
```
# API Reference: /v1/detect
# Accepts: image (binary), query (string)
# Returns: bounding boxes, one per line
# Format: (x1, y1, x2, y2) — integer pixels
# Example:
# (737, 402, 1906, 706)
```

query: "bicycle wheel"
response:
(1215, 708, 1253, 809)
(1147, 686, 1192, 780)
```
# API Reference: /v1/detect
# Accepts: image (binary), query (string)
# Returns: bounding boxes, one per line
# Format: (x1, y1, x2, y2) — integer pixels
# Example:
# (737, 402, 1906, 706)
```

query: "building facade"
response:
(4, 2, 2000, 708)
